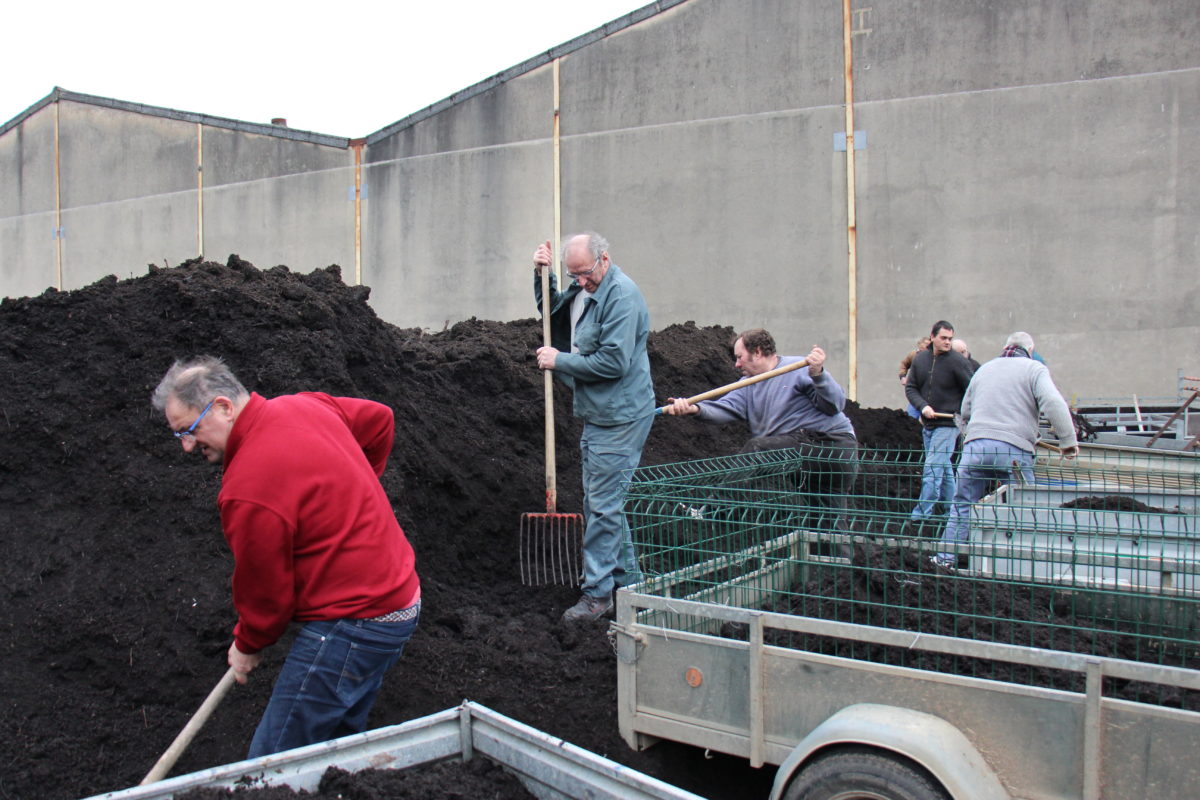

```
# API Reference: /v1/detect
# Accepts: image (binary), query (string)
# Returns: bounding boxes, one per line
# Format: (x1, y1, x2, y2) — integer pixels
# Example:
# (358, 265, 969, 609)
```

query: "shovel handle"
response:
(140, 666, 238, 785)
(930, 412, 956, 419)
(656, 359, 810, 415)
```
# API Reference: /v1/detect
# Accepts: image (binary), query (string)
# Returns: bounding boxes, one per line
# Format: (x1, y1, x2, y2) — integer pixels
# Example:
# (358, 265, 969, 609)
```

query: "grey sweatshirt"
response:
(696, 356, 856, 438)
(961, 356, 1078, 452)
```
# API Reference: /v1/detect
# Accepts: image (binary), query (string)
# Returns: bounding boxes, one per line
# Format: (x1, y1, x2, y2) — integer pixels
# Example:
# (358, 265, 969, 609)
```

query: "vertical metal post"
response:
(552, 57, 563, 280)
(841, 0, 859, 400)
(352, 139, 365, 286)
(749, 612, 765, 767)
(53, 101, 63, 290)
(458, 702, 475, 762)
(196, 123, 204, 258)
(1082, 659, 1102, 800)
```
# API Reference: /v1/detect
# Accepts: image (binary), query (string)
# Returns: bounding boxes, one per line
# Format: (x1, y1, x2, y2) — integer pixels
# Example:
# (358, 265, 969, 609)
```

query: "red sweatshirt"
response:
(218, 392, 419, 654)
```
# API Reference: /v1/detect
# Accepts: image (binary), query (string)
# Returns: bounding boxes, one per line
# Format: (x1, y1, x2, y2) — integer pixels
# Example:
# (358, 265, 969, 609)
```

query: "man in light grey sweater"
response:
(932, 331, 1079, 568)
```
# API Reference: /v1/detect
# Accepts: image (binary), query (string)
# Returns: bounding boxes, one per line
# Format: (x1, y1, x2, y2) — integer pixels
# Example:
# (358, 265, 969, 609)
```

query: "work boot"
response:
(561, 593, 612, 623)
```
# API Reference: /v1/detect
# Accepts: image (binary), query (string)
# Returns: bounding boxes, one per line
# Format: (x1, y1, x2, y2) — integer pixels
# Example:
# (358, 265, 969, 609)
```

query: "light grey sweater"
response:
(961, 356, 1078, 452)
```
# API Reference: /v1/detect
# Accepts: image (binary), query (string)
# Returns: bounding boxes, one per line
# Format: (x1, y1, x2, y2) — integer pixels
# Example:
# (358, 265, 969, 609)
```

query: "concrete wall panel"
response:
(0, 110, 56, 217)
(362, 139, 553, 329)
(853, 69, 1200, 405)
(563, 0, 843, 133)
(202, 127, 350, 186)
(58, 102, 197, 208)
(556, 106, 854, 383)
(58, 193, 197, 288)
(202, 167, 356, 273)
(853, 0, 1200, 101)
(0, 212, 58, 299)
(369, 64, 553, 161)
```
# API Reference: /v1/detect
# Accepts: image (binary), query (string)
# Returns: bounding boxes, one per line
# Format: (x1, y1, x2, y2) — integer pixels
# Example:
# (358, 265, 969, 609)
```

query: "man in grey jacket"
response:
(664, 329, 859, 530)
(932, 331, 1079, 568)
(531, 232, 655, 622)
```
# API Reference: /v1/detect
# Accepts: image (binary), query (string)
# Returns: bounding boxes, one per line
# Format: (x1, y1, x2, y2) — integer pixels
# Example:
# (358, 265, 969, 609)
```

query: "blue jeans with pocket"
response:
(911, 425, 959, 519)
(938, 439, 1033, 561)
(579, 414, 653, 598)
(247, 606, 419, 758)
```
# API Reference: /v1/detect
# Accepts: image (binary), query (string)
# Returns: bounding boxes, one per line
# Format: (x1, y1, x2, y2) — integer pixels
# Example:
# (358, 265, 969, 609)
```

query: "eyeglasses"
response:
(173, 400, 214, 439)
(567, 258, 602, 280)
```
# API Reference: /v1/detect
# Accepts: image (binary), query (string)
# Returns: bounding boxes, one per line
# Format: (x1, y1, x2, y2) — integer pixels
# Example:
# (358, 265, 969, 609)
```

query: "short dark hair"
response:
(735, 328, 776, 357)
(931, 320, 954, 337)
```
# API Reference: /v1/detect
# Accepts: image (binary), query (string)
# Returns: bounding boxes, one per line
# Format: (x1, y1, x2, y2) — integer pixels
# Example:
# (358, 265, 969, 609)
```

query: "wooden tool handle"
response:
(931, 412, 957, 419)
(657, 359, 810, 415)
(539, 265, 557, 513)
(140, 666, 238, 785)
(1036, 440, 1062, 452)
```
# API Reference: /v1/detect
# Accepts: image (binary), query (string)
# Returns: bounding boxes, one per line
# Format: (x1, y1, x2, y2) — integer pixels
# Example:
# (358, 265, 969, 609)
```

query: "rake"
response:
(519, 261, 584, 586)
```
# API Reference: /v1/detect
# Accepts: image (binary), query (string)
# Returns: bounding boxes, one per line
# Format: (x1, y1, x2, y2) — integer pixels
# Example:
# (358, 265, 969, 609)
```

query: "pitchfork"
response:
(519, 257, 584, 585)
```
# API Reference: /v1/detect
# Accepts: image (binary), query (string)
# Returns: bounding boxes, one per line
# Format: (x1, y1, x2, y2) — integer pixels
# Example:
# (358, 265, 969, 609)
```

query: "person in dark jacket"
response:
(903, 320, 975, 531)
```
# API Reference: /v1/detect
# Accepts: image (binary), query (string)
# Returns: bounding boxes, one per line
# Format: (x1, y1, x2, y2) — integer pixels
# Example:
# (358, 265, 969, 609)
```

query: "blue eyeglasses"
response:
(174, 400, 214, 439)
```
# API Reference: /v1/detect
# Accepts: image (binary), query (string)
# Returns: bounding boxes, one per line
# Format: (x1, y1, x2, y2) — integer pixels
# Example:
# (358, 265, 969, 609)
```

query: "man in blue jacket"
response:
(531, 232, 655, 623)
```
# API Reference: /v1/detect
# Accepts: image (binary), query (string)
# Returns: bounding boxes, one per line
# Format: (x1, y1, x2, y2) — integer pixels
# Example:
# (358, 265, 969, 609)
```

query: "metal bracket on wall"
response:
(52, 226, 66, 239)
(834, 131, 867, 151)
(347, 185, 368, 201)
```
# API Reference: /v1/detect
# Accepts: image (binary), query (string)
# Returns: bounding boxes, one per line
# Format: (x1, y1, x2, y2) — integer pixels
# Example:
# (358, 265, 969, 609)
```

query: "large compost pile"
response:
(0, 256, 919, 800)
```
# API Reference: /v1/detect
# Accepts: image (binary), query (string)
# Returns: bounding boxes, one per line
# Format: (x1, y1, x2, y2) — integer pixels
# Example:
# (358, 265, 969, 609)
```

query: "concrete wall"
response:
(358, 0, 1198, 406)
(201, 127, 354, 272)
(2, 0, 1196, 408)
(0, 107, 58, 298)
(0, 96, 353, 300)
(849, 0, 1200, 404)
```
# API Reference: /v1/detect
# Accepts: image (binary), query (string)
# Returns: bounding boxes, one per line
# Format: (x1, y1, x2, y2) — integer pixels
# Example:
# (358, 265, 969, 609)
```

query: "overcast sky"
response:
(2, 0, 652, 136)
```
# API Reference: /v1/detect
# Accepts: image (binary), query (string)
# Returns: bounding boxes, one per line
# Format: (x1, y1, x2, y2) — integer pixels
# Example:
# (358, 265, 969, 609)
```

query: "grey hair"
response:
(151, 355, 249, 412)
(562, 231, 609, 264)
(1005, 331, 1035, 351)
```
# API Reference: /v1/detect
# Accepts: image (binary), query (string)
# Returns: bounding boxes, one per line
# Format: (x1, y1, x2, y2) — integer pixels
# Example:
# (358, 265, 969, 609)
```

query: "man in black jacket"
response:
(903, 320, 975, 532)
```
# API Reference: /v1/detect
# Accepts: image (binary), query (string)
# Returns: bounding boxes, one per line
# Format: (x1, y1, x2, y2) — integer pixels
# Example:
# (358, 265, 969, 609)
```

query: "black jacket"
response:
(904, 348, 975, 427)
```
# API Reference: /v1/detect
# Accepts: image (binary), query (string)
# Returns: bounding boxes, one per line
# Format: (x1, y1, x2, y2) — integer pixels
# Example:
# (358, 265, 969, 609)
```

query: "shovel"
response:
(654, 358, 811, 414)
(140, 666, 238, 784)
(519, 262, 584, 586)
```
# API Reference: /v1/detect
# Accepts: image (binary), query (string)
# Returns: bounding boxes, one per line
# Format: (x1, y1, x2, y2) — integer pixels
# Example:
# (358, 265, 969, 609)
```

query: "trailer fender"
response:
(767, 703, 1010, 800)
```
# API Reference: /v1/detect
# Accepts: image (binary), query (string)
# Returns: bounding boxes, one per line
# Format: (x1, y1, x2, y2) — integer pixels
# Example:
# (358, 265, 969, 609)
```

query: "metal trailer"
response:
(86, 701, 706, 800)
(614, 447, 1200, 800)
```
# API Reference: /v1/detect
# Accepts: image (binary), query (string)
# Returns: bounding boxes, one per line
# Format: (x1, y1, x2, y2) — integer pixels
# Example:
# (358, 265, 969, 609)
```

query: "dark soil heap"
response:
(0, 256, 918, 800)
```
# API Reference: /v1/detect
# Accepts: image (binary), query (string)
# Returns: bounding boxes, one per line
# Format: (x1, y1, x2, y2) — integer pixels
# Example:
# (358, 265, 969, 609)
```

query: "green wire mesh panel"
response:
(624, 445, 1200, 706)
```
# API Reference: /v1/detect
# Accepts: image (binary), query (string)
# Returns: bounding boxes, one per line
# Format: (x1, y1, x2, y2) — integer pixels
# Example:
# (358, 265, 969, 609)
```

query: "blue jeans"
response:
(911, 425, 958, 519)
(247, 608, 419, 758)
(939, 439, 1033, 559)
(579, 414, 653, 598)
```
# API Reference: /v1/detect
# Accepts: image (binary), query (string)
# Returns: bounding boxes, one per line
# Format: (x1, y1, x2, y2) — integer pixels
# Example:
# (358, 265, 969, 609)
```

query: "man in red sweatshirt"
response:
(152, 355, 420, 758)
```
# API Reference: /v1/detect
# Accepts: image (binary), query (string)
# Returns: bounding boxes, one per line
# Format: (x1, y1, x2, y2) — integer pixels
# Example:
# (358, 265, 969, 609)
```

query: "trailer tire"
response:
(782, 747, 951, 800)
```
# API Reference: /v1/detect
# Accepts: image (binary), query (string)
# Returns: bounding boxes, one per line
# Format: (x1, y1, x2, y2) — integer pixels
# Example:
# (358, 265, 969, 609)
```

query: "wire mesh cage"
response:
(623, 445, 1200, 706)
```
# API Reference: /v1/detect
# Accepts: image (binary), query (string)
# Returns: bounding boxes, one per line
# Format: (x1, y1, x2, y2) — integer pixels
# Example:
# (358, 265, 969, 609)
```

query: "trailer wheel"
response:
(782, 747, 951, 800)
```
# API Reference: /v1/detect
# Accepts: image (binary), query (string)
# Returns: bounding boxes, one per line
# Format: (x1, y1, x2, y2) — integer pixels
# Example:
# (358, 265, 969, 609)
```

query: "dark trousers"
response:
(740, 430, 860, 531)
